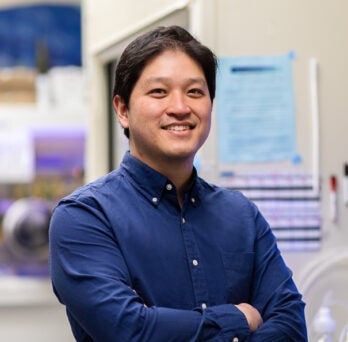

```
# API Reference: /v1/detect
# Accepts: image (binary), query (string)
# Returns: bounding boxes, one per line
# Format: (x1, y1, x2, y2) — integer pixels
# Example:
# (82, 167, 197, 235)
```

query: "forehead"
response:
(140, 49, 204, 78)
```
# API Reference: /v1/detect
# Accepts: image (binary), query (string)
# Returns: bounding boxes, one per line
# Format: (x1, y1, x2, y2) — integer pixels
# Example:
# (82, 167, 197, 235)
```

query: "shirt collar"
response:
(120, 152, 200, 207)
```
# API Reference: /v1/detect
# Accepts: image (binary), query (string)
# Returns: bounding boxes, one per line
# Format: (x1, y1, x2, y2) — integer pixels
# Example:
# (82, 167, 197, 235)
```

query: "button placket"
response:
(180, 206, 209, 311)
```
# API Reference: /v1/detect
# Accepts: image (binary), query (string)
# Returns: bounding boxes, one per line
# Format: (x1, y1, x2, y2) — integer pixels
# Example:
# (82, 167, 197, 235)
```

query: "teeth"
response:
(167, 125, 190, 131)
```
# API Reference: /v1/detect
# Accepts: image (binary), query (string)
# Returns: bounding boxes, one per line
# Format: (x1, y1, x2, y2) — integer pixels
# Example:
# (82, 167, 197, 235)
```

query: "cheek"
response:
(132, 99, 162, 120)
(202, 119, 211, 141)
(200, 109, 212, 140)
(144, 100, 164, 116)
(128, 103, 161, 135)
(200, 105, 212, 127)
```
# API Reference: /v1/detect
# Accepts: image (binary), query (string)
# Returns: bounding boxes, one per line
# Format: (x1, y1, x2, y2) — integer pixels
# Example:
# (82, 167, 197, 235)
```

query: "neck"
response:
(131, 152, 194, 206)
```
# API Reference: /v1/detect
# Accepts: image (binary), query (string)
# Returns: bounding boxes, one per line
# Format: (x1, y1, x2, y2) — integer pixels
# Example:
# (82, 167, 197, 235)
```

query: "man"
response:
(49, 26, 307, 341)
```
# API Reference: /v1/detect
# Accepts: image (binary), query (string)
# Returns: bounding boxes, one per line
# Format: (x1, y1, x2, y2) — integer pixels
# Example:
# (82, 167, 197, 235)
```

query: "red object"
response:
(330, 176, 337, 192)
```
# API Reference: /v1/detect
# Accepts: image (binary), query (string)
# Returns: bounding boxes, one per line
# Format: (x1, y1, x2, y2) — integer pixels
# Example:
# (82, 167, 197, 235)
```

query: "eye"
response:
(149, 88, 166, 97)
(188, 88, 205, 97)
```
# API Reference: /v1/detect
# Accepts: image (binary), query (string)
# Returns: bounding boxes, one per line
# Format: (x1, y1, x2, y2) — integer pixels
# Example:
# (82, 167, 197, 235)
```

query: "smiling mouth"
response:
(164, 125, 192, 131)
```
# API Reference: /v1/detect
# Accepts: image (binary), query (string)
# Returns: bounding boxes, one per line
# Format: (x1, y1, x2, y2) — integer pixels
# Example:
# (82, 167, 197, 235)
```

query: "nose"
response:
(166, 91, 190, 116)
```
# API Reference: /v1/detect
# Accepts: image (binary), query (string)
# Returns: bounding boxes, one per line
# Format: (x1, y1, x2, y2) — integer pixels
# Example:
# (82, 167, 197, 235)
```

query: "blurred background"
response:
(0, 0, 83, 340)
(0, 0, 348, 341)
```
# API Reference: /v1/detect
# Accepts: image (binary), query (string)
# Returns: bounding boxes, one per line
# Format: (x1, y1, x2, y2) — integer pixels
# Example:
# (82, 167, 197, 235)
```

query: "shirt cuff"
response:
(199, 304, 251, 341)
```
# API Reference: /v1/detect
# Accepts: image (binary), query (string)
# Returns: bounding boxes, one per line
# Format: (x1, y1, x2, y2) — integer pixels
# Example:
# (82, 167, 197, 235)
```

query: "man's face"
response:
(115, 49, 212, 170)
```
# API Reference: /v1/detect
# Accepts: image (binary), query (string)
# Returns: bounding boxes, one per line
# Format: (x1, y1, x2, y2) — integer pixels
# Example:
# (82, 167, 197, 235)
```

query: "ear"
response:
(113, 95, 129, 130)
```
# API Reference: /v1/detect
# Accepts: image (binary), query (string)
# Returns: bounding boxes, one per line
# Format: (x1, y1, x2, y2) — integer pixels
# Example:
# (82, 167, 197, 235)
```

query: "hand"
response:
(235, 303, 263, 332)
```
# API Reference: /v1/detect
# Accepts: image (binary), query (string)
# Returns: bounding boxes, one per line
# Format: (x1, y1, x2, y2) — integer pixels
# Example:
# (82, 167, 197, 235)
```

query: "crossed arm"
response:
(49, 202, 307, 341)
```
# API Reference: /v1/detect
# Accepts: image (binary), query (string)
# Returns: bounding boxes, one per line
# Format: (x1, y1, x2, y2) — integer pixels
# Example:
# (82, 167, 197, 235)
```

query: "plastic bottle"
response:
(313, 307, 336, 342)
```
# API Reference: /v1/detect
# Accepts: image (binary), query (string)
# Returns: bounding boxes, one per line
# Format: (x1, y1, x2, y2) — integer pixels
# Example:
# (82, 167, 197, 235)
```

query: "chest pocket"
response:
(221, 252, 255, 303)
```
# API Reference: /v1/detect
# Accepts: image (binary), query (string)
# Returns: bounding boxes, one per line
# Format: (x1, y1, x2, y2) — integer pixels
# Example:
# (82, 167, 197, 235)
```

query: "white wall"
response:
(83, 0, 182, 48)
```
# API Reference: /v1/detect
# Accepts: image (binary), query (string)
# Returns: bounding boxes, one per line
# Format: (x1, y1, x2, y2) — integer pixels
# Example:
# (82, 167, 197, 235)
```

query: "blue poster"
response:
(216, 54, 297, 163)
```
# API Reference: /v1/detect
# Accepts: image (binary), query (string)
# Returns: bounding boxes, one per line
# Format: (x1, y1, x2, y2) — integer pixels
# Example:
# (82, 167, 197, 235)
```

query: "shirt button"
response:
(152, 197, 158, 203)
(182, 217, 186, 224)
(166, 183, 173, 191)
(192, 259, 198, 266)
(232, 338, 239, 342)
(191, 197, 195, 204)
(201, 303, 207, 309)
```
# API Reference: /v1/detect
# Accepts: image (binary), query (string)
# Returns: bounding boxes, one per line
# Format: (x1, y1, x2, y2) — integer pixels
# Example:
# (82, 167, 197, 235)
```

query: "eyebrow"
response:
(144, 77, 207, 87)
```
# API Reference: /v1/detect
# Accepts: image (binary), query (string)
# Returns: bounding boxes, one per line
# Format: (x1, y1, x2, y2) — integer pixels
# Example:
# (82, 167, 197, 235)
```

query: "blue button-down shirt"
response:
(49, 152, 307, 341)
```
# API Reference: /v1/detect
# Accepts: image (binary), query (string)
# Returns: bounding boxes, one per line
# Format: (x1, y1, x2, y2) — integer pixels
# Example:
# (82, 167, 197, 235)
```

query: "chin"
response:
(160, 141, 202, 161)
(164, 149, 196, 161)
